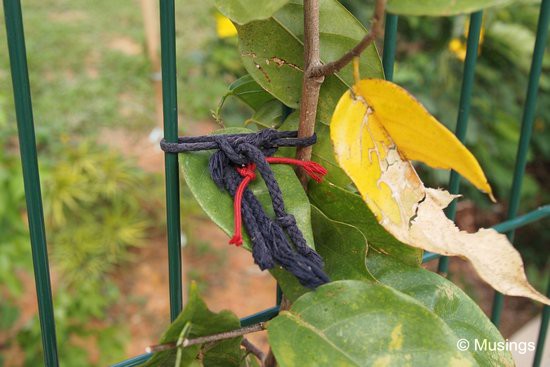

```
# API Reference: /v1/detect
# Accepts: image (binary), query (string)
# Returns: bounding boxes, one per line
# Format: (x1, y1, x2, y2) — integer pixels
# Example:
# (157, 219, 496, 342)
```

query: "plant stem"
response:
(264, 348, 277, 367)
(146, 322, 266, 353)
(242, 338, 266, 366)
(295, 0, 386, 185)
(310, 0, 386, 78)
(295, 0, 324, 184)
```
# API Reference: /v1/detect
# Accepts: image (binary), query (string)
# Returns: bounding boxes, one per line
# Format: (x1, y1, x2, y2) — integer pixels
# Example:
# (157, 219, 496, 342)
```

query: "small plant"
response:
(0, 141, 160, 366)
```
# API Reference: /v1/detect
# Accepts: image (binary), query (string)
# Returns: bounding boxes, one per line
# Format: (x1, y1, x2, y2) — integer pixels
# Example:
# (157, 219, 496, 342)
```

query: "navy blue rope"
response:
(161, 129, 329, 288)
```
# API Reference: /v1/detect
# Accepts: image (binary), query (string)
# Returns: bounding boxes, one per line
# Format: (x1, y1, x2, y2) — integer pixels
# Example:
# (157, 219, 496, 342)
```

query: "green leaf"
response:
(142, 283, 242, 367)
(311, 206, 373, 281)
(215, 75, 275, 121)
(309, 182, 423, 266)
(181, 127, 314, 299)
(367, 252, 515, 367)
(241, 354, 261, 367)
(245, 100, 286, 129)
(216, 0, 290, 25)
(227, 75, 275, 111)
(235, 0, 383, 124)
(387, 0, 514, 16)
(279, 112, 352, 187)
(268, 280, 477, 367)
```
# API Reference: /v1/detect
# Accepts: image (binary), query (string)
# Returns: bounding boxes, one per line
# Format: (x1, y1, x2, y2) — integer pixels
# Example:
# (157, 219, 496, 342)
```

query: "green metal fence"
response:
(2, 0, 549, 366)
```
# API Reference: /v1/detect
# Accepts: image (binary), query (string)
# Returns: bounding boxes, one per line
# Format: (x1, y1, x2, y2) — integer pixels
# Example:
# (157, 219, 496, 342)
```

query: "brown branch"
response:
(264, 348, 277, 367)
(242, 338, 266, 366)
(295, 0, 324, 185)
(146, 322, 266, 353)
(276, 0, 386, 362)
(295, 0, 386, 185)
(310, 0, 386, 78)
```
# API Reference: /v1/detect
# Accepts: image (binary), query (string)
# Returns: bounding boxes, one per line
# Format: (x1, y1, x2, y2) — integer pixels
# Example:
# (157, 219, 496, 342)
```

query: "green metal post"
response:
(533, 278, 550, 367)
(2, 1, 59, 366)
(383, 13, 398, 81)
(438, 11, 484, 275)
(159, 0, 183, 321)
(491, 0, 550, 326)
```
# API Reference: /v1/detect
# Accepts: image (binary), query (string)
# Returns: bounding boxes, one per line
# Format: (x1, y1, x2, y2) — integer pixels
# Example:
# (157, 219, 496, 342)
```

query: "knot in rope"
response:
(160, 129, 330, 289)
(236, 163, 257, 181)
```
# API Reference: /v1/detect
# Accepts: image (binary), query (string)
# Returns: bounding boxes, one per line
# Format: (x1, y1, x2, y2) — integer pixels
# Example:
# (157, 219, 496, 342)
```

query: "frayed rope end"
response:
(229, 235, 243, 246)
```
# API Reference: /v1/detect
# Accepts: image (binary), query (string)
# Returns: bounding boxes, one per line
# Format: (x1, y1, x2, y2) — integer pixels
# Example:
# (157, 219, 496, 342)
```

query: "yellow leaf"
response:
(331, 79, 550, 305)
(215, 13, 238, 39)
(353, 79, 494, 200)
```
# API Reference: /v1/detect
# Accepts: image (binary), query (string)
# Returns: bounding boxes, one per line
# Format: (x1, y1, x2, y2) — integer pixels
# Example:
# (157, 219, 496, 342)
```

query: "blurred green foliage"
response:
(0, 141, 158, 365)
(1, 0, 549, 365)
(0, 0, 229, 364)
(0, 0, 238, 364)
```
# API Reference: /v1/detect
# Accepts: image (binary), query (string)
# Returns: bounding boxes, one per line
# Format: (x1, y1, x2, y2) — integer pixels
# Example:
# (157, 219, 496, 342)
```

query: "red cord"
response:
(229, 158, 327, 246)
(229, 164, 256, 246)
(266, 157, 328, 183)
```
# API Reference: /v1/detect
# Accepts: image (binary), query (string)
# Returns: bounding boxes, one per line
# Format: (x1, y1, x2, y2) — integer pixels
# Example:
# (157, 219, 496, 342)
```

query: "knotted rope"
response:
(160, 129, 330, 288)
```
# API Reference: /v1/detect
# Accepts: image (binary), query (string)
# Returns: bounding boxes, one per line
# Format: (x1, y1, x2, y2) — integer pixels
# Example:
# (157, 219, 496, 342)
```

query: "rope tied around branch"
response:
(160, 129, 330, 288)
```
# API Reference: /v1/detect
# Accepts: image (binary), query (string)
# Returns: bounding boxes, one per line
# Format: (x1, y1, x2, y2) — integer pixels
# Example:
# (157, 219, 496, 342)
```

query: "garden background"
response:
(0, 0, 548, 365)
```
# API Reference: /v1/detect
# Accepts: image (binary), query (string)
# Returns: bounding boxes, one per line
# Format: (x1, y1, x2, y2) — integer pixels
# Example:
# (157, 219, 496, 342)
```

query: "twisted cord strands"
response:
(160, 129, 329, 288)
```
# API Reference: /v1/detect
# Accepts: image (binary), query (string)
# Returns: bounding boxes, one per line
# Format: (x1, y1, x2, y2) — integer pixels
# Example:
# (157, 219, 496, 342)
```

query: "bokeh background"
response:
(0, 0, 548, 365)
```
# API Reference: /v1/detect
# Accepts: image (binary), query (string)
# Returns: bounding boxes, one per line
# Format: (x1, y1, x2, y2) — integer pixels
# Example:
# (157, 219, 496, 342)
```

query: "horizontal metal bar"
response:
(422, 252, 442, 263)
(240, 306, 280, 326)
(110, 354, 150, 367)
(493, 205, 549, 234)
(423, 206, 550, 263)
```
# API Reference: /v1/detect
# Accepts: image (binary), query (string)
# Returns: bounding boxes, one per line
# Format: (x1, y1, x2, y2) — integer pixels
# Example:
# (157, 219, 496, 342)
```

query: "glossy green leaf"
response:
(387, 0, 513, 16)
(245, 99, 286, 129)
(311, 206, 374, 281)
(367, 251, 515, 367)
(228, 75, 274, 111)
(215, 75, 275, 120)
(142, 283, 242, 367)
(309, 182, 422, 266)
(216, 0, 290, 25)
(181, 127, 314, 298)
(279, 112, 352, 187)
(268, 280, 477, 367)
(235, 0, 383, 124)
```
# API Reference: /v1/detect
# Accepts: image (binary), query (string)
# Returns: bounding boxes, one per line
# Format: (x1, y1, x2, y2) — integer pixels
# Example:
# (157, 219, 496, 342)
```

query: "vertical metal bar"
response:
(276, 284, 283, 305)
(382, 13, 398, 81)
(2, 1, 59, 366)
(491, 0, 550, 326)
(159, 0, 183, 320)
(533, 278, 550, 367)
(437, 11, 484, 275)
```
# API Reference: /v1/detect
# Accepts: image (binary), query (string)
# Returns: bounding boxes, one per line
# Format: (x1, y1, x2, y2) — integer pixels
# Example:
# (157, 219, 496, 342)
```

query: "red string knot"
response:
(236, 163, 257, 180)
